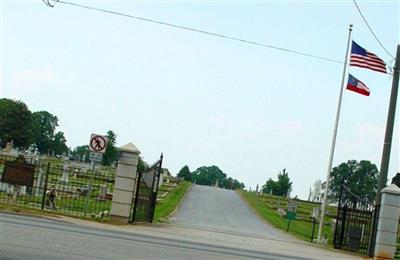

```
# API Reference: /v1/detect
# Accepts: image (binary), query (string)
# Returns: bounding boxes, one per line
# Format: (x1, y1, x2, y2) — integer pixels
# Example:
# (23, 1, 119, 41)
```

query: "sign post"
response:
(286, 211, 296, 231)
(286, 200, 298, 232)
(83, 134, 108, 217)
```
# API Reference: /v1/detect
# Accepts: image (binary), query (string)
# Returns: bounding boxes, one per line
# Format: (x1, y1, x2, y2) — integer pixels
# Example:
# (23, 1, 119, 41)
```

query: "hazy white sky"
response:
(1, 0, 399, 199)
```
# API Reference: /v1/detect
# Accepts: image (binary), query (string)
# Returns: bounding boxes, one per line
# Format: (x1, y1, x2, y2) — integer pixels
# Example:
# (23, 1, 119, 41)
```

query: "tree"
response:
(177, 164, 244, 190)
(71, 145, 90, 162)
(232, 179, 245, 190)
(192, 165, 227, 186)
(262, 169, 292, 197)
(275, 169, 292, 197)
(31, 111, 59, 154)
(137, 157, 147, 172)
(102, 130, 118, 166)
(392, 173, 400, 187)
(0, 98, 33, 148)
(329, 160, 378, 204)
(309, 179, 323, 202)
(51, 131, 68, 156)
(262, 178, 276, 194)
(177, 165, 192, 181)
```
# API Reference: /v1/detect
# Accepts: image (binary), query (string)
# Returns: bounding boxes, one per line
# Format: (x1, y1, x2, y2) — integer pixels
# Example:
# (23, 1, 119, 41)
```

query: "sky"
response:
(1, 0, 399, 199)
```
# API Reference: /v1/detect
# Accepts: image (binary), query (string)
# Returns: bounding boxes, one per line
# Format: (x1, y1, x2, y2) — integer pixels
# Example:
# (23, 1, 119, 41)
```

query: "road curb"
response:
(166, 182, 192, 221)
(235, 190, 296, 240)
(235, 191, 364, 258)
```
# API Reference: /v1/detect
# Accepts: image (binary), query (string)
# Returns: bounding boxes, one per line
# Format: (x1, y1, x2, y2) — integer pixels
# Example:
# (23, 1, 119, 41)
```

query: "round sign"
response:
(90, 135, 107, 152)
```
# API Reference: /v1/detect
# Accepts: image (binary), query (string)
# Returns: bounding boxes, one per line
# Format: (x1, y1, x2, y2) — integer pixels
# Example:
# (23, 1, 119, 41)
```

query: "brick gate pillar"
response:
(374, 184, 400, 260)
(110, 143, 140, 224)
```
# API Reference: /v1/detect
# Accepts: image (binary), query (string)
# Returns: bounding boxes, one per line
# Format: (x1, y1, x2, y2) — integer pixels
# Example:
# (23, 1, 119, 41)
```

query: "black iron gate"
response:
(395, 219, 400, 259)
(130, 154, 163, 223)
(333, 184, 376, 256)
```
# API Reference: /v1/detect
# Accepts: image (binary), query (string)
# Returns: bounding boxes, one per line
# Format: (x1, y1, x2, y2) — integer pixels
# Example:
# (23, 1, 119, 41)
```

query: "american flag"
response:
(350, 41, 387, 74)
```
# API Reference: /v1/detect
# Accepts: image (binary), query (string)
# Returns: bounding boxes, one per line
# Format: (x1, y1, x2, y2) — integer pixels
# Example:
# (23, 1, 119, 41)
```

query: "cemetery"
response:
(0, 141, 186, 223)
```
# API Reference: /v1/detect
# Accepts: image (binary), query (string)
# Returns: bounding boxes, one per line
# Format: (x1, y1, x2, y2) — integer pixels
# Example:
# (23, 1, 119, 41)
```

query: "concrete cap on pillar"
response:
(382, 184, 400, 195)
(119, 143, 141, 154)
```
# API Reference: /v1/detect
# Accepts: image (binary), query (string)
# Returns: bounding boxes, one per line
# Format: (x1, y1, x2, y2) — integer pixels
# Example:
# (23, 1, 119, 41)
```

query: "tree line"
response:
(261, 160, 379, 204)
(0, 98, 118, 166)
(177, 165, 245, 190)
(0, 98, 68, 155)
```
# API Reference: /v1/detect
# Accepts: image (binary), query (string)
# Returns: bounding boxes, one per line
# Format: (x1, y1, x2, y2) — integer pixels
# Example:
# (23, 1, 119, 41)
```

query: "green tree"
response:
(137, 157, 147, 172)
(71, 145, 90, 162)
(192, 165, 226, 186)
(262, 178, 276, 194)
(0, 98, 33, 148)
(102, 130, 118, 166)
(31, 111, 59, 154)
(221, 177, 244, 190)
(178, 164, 244, 190)
(177, 165, 192, 181)
(262, 169, 292, 197)
(51, 131, 68, 156)
(329, 160, 378, 204)
(392, 173, 400, 187)
(275, 169, 292, 197)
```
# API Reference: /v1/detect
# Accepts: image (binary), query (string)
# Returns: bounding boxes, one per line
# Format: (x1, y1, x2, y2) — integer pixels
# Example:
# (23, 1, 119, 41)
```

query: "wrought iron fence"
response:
(395, 220, 400, 259)
(130, 154, 163, 223)
(0, 154, 115, 220)
(333, 184, 376, 256)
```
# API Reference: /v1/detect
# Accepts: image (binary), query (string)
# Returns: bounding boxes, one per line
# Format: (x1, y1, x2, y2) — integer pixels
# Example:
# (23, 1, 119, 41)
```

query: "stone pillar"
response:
(374, 184, 400, 260)
(110, 143, 140, 224)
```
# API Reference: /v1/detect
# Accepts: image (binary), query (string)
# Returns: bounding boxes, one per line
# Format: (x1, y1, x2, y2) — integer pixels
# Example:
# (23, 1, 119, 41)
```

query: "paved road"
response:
(170, 185, 291, 240)
(0, 212, 355, 260)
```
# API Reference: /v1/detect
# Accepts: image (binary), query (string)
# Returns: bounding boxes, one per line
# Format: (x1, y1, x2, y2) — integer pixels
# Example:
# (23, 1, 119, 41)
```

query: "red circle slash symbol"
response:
(90, 136, 106, 152)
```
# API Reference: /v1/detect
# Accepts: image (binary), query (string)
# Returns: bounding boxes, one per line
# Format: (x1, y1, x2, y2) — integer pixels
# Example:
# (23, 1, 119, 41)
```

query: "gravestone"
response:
(60, 160, 69, 184)
(35, 166, 44, 196)
(19, 186, 27, 196)
(97, 183, 108, 201)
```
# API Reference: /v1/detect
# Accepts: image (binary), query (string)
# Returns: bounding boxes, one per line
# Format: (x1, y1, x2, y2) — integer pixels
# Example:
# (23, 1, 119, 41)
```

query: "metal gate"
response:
(130, 154, 163, 223)
(395, 219, 400, 259)
(333, 184, 376, 256)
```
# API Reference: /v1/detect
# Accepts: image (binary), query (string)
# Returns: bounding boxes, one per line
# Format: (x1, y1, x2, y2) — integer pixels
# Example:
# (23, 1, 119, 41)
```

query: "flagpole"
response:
(317, 24, 353, 243)
(375, 45, 400, 206)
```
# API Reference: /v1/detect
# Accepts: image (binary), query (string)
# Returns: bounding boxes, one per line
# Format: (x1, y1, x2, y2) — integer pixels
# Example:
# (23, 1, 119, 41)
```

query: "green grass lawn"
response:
(153, 181, 191, 223)
(0, 192, 111, 214)
(239, 191, 337, 244)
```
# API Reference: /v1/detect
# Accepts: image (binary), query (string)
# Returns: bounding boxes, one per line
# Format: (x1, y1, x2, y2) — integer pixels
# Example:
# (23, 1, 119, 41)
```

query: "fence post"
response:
(334, 184, 344, 247)
(149, 154, 163, 223)
(83, 161, 96, 217)
(131, 172, 142, 223)
(41, 163, 50, 210)
(374, 184, 400, 260)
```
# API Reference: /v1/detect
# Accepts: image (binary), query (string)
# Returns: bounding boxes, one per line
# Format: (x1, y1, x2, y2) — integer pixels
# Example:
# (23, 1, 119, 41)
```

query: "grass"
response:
(0, 200, 112, 223)
(239, 191, 337, 244)
(0, 156, 193, 225)
(153, 181, 191, 223)
(0, 192, 111, 216)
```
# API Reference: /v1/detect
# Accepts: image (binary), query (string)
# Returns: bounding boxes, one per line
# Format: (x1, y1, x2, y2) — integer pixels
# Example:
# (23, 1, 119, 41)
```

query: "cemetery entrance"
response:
(333, 184, 377, 256)
(130, 155, 163, 223)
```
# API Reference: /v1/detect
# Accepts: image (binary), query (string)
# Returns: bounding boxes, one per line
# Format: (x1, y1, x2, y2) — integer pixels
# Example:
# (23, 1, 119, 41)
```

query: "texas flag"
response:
(346, 74, 370, 96)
